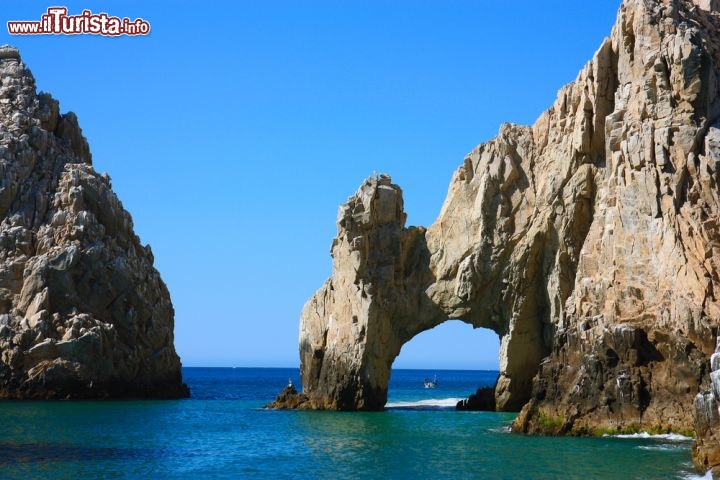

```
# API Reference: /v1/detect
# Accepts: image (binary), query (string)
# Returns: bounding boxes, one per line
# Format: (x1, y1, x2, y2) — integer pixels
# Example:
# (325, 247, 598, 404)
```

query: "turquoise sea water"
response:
(0, 367, 708, 479)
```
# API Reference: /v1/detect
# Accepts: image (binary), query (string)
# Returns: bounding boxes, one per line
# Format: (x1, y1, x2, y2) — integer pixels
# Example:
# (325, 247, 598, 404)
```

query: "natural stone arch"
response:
(285, 2, 720, 450)
(298, 173, 552, 411)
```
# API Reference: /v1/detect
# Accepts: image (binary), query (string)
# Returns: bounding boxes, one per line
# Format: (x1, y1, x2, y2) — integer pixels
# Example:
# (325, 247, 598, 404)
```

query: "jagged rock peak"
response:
(0, 45, 20, 61)
(287, 1, 720, 472)
(0, 46, 188, 399)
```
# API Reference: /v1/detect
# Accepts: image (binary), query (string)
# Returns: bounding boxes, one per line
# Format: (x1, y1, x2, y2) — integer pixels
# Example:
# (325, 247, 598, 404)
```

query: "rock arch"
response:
(298, 173, 552, 411)
(289, 0, 720, 446)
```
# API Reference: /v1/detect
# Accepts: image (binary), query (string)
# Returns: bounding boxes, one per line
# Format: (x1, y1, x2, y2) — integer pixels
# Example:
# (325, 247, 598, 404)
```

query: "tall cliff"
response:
(0, 46, 187, 399)
(290, 0, 720, 452)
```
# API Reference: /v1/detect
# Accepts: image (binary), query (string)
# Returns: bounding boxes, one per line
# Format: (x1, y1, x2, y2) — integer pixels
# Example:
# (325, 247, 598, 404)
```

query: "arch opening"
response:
(393, 320, 499, 370)
(386, 320, 500, 410)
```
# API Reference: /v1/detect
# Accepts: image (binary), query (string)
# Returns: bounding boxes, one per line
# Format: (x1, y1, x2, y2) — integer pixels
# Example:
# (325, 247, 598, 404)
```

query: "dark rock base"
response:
(457, 385, 497, 411)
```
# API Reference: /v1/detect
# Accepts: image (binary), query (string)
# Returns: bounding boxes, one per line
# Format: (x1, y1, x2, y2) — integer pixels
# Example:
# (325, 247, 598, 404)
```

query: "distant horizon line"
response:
(181, 366, 500, 372)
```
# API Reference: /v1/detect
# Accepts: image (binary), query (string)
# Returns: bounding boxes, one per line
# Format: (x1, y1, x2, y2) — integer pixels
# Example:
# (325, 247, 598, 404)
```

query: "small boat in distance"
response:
(424, 375, 438, 389)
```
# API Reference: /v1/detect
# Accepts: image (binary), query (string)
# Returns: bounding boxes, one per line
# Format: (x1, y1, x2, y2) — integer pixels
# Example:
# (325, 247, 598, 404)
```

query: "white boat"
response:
(424, 375, 438, 389)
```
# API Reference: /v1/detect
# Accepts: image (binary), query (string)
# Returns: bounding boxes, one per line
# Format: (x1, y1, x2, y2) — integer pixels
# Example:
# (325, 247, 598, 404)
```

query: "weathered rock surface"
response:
(285, 0, 720, 471)
(0, 46, 188, 399)
(291, 0, 720, 432)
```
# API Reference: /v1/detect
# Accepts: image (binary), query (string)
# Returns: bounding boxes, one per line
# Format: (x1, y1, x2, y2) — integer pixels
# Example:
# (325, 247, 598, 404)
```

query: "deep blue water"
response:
(0, 367, 708, 479)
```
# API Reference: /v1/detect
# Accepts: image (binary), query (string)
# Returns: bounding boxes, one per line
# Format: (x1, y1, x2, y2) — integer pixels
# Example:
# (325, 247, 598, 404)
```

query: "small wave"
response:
(385, 398, 463, 409)
(681, 472, 713, 480)
(637, 444, 687, 452)
(604, 432, 693, 441)
(488, 425, 512, 434)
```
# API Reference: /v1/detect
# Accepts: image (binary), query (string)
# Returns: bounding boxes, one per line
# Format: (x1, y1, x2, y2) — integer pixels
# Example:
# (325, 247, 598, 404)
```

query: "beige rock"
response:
(288, 0, 720, 462)
(697, 0, 720, 11)
(0, 46, 188, 399)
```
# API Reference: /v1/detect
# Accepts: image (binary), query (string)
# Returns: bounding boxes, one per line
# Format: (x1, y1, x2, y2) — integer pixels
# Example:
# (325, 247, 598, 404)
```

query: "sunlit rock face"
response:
(0, 45, 188, 399)
(291, 0, 720, 461)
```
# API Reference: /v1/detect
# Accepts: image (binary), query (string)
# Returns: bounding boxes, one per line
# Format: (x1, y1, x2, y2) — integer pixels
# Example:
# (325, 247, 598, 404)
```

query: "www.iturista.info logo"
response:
(7, 7, 150, 36)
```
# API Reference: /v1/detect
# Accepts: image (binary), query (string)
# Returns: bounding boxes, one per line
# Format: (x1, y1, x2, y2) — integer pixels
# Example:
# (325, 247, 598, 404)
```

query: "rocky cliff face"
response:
(289, 0, 720, 470)
(289, 0, 720, 448)
(512, 0, 720, 434)
(293, 0, 720, 422)
(0, 46, 187, 399)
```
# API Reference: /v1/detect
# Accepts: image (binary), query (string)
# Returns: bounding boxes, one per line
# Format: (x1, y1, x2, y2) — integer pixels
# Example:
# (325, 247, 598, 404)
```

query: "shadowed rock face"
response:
(694, 338, 720, 474)
(290, 0, 720, 455)
(0, 46, 188, 399)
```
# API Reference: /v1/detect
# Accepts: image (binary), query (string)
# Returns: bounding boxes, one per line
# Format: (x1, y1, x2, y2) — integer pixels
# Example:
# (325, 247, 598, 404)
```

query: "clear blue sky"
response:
(1, 1, 619, 369)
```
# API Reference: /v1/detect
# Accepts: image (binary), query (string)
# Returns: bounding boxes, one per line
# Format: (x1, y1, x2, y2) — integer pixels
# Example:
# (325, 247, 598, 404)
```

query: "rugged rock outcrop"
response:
(266, 382, 308, 409)
(0, 45, 188, 399)
(297, 175, 442, 410)
(285, 0, 720, 450)
(456, 386, 496, 411)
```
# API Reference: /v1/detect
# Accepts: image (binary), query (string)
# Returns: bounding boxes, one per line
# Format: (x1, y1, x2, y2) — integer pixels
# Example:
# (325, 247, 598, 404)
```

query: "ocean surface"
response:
(0, 367, 709, 479)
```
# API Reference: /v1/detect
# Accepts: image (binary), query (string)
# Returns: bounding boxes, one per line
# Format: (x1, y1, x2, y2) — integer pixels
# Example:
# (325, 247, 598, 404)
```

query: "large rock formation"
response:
(290, 0, 720, 451)
(0, 45, 188, 399)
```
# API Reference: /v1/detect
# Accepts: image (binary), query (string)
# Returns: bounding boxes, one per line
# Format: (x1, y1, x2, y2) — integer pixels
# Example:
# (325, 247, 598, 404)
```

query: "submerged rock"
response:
(0, 46, 188, 399)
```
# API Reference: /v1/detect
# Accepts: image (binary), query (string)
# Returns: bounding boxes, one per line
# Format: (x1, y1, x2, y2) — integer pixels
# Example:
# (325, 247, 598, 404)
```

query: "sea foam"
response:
(605, 432, 693, 441)
(385, 398, 463, 409)
(682, 472, 713, 480)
